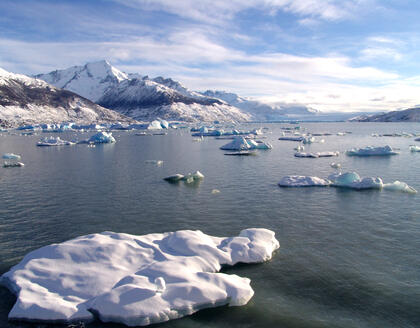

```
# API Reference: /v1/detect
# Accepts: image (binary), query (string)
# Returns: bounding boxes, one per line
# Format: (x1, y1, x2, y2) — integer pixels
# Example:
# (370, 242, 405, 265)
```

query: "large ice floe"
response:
(2, 153, 21, 160)
(220, 136, 272, 151)
(346, 145, 398, 156)
(279, 172, 416, 193)
(37, 137, 75, 146)
(1, 229, 279, 326)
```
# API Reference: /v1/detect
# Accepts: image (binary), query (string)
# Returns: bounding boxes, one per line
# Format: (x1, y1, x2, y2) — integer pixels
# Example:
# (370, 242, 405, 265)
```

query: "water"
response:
(0, 123, 419, 328)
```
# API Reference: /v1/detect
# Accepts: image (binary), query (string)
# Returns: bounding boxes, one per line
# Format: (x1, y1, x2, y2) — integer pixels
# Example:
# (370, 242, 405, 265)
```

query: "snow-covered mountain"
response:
(37, 61, 251, 122)
(0, 67, 132, 127)
(201, 90, 319, 121)
(350, 107, 420, 122)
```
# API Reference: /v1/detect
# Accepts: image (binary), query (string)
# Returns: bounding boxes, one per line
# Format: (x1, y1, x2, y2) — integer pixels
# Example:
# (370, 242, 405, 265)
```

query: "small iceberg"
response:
(294, 151, 339, 158)
(79, 132, 116, 144)
(2, 153, 21, 160)
(383, 181, 417, 194)
(330, 162, 342, 169)
(346, 145, 398, 156)
(164, 174, 184, 182)
(328, 172, 383, 190)
(0, 229, 279, 326)
(164, 171, 204, 184)
(302, 136, 315, 144)
(409, 145, 420, 152)
(278, 175, 331, 187)
(37, 137, 75, 147)
(147, 120, 163, 130)
(3, 161, 24, 168)
(221, 137, 272, 151)
(145, 160, 163, 166)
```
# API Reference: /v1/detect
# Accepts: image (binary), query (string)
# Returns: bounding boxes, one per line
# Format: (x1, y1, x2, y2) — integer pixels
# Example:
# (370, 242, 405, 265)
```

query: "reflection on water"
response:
(0, 122, 420, 328)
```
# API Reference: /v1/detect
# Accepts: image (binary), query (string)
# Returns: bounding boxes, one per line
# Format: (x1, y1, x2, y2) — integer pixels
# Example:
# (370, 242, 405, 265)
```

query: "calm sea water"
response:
(0, 122, 419, 328)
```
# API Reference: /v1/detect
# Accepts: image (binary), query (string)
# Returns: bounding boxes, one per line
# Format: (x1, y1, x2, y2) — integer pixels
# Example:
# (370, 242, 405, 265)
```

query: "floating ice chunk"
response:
(383, 181, 417, 194)
(302, 136, 315, 144)
(3, 161, 24, 168)
(409, 145, 420, 152)
(250, 140, 272, 150)
(145, 160, 163, 166)
(294, 145, 304, 151)
(328, 172, 383, 189)
(192, 170, 204, 180)
(220, 137, 251, 151)
(330, 162, 342, 169)
(346, 145, 398, 156)
(1, 229, 279, 325)
(211, 189, 221, 194)
(147, 120, 163, 130)
(82, 132, 116, 144)
(2, 153, 21, 160)
(164, 174, 184, 182)
(278, 136, 303, 141)
(278, 175, 331, 187)
(295, 151, 338, 158)
(37, 137, 75, 147)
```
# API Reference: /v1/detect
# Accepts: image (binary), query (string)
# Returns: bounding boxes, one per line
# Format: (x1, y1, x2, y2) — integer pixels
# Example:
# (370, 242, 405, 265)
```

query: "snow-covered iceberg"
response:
(79, 132, 116, 144)
(328, 172, 383, 190)
(346, 145, 398, 156)
(221, 137, 272, 151)
(37, 137, 75, 147)
(278, 175, 331, 187)
(147, 120, 163, 130)
(409, 145, 420, 152)
(1, 229, 279, 326)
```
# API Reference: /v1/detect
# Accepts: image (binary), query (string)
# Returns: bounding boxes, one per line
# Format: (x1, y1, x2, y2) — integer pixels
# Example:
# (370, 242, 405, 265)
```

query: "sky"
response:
(1, 0, 420, 112)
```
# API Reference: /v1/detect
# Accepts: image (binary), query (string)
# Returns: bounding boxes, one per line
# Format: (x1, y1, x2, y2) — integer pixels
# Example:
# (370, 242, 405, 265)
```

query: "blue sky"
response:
(1, 0, 420, 112)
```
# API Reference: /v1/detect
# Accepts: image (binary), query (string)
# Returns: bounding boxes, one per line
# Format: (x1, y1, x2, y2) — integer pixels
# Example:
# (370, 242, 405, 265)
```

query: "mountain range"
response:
(350, 107, 420, 122)
(0, 67, 131, 127)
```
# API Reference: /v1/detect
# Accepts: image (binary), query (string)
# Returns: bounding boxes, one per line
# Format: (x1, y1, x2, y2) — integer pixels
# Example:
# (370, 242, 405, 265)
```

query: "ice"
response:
(409, 145, 420, 152)
(328, 172, 383, 189)
(278, 136, 304, 141)
(79, 132, 116, 144)
(302, 136, 315, 144)
(145, 160, 163, 166)
(1, 229, 279, 326)
(3, 161, 24, 168)
(330, 162, 342, 169)
(2, 153, 21, 160)
(383, 181, 417, 194)
(294, 151, 339, 158)
(278, 175, 331, 187)
(294, 145, 304, 151)
(164, 174, 184, 182)
(346, 145, 398, 156)
(221, 137, 272, 150)
(159, 120, 169, 129)
(220, 137, 251, 151)
(147, 120, 163, 130)
(37, 137, 75, 147)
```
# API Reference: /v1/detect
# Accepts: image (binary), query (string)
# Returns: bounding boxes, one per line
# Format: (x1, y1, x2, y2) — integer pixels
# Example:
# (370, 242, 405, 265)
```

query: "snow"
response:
(37, 137, 75, 147)
(2, 153, 21, 160)
(346, 145, 398, 156)
(1, 229, 279, 326)
(278, 176, 331, 187)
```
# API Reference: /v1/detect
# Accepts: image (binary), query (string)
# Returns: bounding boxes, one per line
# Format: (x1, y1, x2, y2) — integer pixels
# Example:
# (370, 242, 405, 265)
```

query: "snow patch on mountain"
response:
(349, 107, 420, 122)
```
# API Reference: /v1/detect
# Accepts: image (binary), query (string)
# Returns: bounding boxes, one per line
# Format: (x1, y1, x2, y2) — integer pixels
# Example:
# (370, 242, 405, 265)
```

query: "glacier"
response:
(0, 229, 279, 326)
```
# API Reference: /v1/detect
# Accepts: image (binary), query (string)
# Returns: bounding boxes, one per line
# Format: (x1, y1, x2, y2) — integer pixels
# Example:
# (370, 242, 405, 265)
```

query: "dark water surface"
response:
(0, 123, 419, 328)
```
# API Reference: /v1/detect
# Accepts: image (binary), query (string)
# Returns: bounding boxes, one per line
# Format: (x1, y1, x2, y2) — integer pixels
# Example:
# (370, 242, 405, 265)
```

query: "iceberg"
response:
(79, 132, 116, 144)
(2, 153, 21, 160)
(37, 137, 75, 147)
(328, 172, 383, 190)
(383, 181, 417, 194)
(346, 145, 398, 156)
(147, 120, 163, 130)
(1, 229, 279, 326)
(302, 136, 315, 144)
(3, 161, 24, 168)
(409, 145, 420, 152)
(330, 162, 342, 169)
(278, 175, 331, 187)
(220, 136, 251, 151)
(164, 174, 184, 182)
